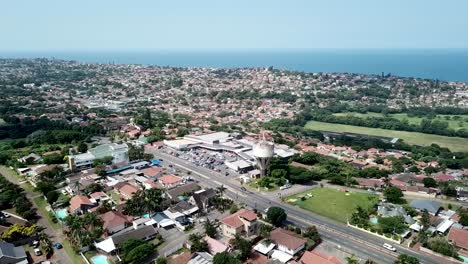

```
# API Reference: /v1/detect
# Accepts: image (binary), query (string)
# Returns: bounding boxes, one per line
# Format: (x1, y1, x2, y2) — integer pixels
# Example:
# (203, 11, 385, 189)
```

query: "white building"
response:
(68, 143, 129, 171)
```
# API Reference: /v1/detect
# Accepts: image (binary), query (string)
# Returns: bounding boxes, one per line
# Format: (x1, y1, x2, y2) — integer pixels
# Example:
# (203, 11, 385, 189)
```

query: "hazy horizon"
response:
(2, 0, 468, 51)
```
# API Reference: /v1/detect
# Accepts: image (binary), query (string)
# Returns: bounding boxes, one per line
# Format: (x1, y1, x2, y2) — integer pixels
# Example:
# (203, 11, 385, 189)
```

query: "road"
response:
(0, 166, 74, 264)
(149, 150, 442, 264)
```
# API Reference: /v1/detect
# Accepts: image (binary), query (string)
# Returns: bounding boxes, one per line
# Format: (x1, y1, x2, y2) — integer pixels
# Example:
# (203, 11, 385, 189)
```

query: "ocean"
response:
(1, 49, 468, 82)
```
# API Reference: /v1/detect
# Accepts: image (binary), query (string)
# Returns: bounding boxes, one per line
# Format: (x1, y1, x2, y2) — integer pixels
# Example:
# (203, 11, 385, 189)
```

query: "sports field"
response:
(286, 188, 379, 223)
(332, 112, 468, 130)
(305, 120, 468, 152)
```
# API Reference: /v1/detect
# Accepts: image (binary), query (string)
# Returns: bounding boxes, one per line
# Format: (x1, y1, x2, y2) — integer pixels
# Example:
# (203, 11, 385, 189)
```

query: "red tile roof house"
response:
(434, 173, 455, 183)
(300, 251, 342, 264)
(269, 228, 307, 256)
(90, 192, 110, 203)
(158, 174, 183, 188)
(220, 209, 259, 238)
(99, 211, 132, 235)
(204, 235, 229, 255)
(354, 177, 385, 189)
(140, 166, 163, 178)
(69, 195, 96, 215)
(117, 183, 139, 200)
(448, 227, 468, 251)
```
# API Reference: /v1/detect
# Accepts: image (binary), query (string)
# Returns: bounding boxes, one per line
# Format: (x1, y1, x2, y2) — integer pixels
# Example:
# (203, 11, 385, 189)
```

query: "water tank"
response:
(253, 141, 274, 158)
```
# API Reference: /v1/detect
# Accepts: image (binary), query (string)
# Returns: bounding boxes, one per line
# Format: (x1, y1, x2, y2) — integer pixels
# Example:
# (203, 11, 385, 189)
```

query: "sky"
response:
(1, 0, 468, 51)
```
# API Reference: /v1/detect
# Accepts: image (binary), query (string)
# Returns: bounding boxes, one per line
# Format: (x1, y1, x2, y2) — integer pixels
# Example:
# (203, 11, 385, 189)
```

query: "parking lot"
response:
(161, 147, 241, 178)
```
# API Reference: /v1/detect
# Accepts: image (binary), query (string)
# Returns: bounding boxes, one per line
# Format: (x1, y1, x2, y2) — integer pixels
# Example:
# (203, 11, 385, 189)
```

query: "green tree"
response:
(420, 210, 430, 231)
(259, 223, 273, 238)
(121, 239, 155, 264)
(204, 220, 217, 238)
(189, 233, 208, 253)
(428, 237, 458, 257)
(266, 207, 287, 227)
(77, 142, 88, 153)
(394, 254, 420, 264)
(155, 257, 167, 264)
(423, 177, 437, 188)
(213, 252, 241, 264)
(459, 209, 468, 226)
(379, 216, 406, 234)
(303, 225, 321, 243)
(232, 235, 252, 261)
(346, 254, 359, 264)
(384, 186, 404, 204)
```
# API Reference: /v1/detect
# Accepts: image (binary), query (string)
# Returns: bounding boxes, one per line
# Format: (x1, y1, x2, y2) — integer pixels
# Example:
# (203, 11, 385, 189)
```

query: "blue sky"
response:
(1, 0, 467, 51)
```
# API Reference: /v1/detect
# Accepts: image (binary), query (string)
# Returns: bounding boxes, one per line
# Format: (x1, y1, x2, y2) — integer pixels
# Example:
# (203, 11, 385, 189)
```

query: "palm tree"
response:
(383, 176, 391, 187)
(346, 254, 359, 264)
(216, 185, 226, 197)
(39, 233, 53, 258)
(73, 180, 82, 195)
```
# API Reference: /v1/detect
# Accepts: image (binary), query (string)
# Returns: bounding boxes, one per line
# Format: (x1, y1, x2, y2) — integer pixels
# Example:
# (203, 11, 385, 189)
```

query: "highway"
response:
(148, 149, 441, 264)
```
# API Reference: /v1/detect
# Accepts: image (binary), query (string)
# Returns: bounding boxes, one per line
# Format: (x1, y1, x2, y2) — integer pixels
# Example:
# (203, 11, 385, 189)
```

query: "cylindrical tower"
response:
(253, 136, 274, 177)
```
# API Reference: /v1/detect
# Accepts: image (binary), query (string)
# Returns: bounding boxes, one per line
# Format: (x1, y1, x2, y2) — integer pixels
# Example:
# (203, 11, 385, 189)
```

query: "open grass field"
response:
(286, 188, 379, 223)
(332, 112, 468, 130)
(305, 120, 468, 152)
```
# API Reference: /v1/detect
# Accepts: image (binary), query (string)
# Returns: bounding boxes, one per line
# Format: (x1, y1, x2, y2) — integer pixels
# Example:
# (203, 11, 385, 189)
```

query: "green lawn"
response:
(33, 196, 61, 230)
(247, 179, 279, 192)
(332, 112, 468, 130)
(286, 188, 379, 223)
(305, 120, 468, 152)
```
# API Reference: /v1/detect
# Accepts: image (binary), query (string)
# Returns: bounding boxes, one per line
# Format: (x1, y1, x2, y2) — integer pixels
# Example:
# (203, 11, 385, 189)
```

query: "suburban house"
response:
(117, 183, 139, 199)
(300, 251, 342, 264)
(189, 188, 217, 212)
(17, 153, 42, 164)
(0, 242, 27, 264)
(269, 228, 306, 256)
(167, 183, 200, 201)
(204, 236, 229, 255)
(69, 195, 96, 215)
(354, 177, 385, 189)
(99, 211, 132, 235)
(140, 166, 163, 178)
(448, 227, 468, 251)
(187, 252, 213, 264)
(220, 209, 258, 238)
(90, 191, 110, 203)
(409, 200, 441, 215)
(158, 174, 183, 188)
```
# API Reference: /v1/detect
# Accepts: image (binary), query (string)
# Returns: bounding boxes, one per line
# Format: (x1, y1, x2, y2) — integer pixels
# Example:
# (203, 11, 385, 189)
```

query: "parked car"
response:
(32, 240, 40, 248)
(54, 242, 62, 249)
(280, 184, 292, 190)
(382, 243, 396, 252)
(34, 248, 42, 256)
(2, 212, 10, 218)
(240, 187, 247, 192)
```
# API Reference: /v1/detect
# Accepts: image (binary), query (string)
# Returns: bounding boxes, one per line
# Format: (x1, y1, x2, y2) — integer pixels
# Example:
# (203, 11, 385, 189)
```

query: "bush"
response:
(48, 211, 58, 224)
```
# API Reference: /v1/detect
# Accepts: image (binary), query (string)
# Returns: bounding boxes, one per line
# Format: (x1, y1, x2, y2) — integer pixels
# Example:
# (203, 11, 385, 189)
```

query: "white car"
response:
(382, 243, 396, 252)
(280, 184, 292, 190)
(34, 248, 42, 256)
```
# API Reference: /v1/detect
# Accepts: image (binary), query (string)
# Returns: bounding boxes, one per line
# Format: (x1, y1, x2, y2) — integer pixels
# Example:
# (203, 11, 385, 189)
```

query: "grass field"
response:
(332, 112, 468, 130)
(286, 188, 379, 223)
(305, 120, 468, 152)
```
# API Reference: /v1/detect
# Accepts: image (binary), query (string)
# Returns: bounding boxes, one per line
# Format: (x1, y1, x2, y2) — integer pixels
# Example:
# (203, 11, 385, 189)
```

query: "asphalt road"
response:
(148, 150, 442, 264)
(0, 166, 73, 264)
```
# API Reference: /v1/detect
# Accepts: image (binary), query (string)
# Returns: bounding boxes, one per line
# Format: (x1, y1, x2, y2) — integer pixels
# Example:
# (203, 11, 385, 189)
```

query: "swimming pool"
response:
(91, 255, 109, 264)
(55, 209, 68, 220)
(370, 217, 378, 224)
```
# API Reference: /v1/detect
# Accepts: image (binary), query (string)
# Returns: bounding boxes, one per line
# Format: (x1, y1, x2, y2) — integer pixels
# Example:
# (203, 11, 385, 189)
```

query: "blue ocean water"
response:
(1, 49, 468, 82)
